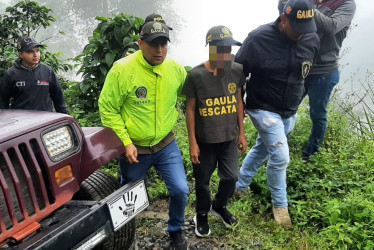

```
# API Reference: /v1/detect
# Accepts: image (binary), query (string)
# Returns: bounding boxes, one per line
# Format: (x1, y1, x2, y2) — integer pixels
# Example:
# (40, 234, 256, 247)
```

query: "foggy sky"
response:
(0, 0, 372, 91)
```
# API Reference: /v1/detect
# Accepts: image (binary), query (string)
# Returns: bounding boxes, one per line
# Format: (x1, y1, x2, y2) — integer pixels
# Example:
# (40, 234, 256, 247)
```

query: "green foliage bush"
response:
(0, 0, 72, 77)
(69, 14, 143, 115)
(319, 193, 374, 249)
(148, 97, 374, 249)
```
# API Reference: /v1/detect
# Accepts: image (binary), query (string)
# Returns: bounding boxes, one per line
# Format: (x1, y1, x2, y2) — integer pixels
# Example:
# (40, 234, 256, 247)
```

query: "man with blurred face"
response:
(234, 0, 319, 228)
(208, 45, 233, 75)
(99, 21, 189, 250)
(183, 25, 247, 237)
(0, 37, 67, 113)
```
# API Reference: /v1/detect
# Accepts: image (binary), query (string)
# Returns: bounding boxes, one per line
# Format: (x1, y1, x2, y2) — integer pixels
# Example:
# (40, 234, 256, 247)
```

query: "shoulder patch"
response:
(302, 61, 312, 79)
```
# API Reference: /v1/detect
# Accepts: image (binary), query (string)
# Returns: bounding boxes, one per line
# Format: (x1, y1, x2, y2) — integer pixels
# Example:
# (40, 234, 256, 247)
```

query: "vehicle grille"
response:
(0, 139, 54, 237)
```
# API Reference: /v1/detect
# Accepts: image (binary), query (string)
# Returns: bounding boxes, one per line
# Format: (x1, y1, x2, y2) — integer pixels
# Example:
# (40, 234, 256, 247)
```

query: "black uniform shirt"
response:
(0, 60, 67, 113)
(235, 19, 320, 118)
(182, 62, 245, 143)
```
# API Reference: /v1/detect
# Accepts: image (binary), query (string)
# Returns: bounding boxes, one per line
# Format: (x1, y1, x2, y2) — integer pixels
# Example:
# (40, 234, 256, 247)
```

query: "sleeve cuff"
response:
(123, 137, 133, 147)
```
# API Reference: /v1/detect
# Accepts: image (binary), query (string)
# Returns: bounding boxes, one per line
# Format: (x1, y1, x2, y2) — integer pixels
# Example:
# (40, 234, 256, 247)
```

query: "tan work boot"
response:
(273, 207, 292, 229)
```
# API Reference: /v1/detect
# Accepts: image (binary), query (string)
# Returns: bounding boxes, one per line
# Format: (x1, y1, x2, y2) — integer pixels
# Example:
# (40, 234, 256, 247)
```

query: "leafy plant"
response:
(71, 14, 143, 113)
(0, 0, 72, 78)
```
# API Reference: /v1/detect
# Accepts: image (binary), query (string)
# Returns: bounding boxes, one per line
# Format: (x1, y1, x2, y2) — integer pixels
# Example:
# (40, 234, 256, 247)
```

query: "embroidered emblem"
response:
(286, 6, 292, 15)
(136, 86, 147, 99)
(228, 83, 237, 94)
(16, 81, 26, 87)
(222, 27, 232, 37)
(37, 80, 49, 85)
(302, 61, 312, 79)
(153, 22, 163, 30)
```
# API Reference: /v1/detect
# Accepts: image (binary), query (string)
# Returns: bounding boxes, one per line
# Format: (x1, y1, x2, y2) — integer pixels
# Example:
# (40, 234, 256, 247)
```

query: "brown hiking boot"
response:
(273, 207, 292, 229)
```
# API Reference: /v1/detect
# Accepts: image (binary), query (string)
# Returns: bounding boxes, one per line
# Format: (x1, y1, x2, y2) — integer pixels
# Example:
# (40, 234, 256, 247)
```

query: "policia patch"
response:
(302, 61, 312, 79)
(228, 83, 237, 94)
(136, 87, 148, 98)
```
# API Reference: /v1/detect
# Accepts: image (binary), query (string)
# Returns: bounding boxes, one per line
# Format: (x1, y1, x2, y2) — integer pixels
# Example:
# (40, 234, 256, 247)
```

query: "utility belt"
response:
(134, 131, 175, 154)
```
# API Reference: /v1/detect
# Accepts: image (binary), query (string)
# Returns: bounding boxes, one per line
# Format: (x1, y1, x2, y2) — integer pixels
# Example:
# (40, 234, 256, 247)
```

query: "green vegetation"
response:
(173, 96, 374, 249)
(1, 1, 373, 248)
(0, 0, 72, 77)
(70, 14, 143, 113)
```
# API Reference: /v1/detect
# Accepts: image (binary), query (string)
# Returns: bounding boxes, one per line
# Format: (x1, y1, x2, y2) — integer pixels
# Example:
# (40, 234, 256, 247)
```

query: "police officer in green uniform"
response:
(99, 21, 188, 250)
(123, 13, 173, 58)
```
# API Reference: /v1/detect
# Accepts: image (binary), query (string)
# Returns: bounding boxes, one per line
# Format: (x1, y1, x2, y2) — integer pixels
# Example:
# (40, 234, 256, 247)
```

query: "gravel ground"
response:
(131, 200, 234, 250)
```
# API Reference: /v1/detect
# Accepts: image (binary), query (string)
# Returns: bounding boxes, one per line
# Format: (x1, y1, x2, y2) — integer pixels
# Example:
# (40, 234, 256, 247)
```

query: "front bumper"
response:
(4, 180, 148, 250)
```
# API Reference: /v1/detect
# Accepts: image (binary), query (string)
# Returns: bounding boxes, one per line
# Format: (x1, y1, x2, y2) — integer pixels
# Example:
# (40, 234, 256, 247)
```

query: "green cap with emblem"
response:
(205, 25, 242, 46)
(140, 21, 170, 42)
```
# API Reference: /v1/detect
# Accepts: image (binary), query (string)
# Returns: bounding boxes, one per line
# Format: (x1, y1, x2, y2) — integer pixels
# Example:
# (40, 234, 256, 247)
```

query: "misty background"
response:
(0, 0, 372, 96)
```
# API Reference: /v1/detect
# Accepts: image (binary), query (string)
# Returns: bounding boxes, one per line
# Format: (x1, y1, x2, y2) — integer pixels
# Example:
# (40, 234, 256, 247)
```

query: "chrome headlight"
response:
(42, 125, 79, 161)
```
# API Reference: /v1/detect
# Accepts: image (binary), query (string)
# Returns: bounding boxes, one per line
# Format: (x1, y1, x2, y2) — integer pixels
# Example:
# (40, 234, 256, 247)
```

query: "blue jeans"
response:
(236, 109, 297, 208)
(304, 70, 340, 157)
(119, 140, 189, 232)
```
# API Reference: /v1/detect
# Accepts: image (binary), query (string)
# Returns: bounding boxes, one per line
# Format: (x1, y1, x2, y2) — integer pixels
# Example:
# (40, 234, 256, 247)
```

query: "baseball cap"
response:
(139, 13, 173, 33)
(17, 37, 43, 51)
(278, 0, 288, 15)
(144, 13, 173, 30)
(140, 21, 170, 42)
(283, 0, 317, 34)
(205, 25, 242, 46)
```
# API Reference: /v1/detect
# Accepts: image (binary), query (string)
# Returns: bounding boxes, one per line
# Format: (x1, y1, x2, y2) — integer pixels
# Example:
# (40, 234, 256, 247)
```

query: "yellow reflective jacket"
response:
(98, 50, 186, 147)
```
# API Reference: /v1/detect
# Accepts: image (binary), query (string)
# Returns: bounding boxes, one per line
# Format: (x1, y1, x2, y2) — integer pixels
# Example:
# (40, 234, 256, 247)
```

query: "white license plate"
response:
(107, 180, 149, 231)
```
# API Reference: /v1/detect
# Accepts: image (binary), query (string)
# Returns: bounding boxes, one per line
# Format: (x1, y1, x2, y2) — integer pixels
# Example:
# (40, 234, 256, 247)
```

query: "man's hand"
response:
(189, 142, 200, 165)
(237, 134, 247, 154)
(125, 144, 139, 164)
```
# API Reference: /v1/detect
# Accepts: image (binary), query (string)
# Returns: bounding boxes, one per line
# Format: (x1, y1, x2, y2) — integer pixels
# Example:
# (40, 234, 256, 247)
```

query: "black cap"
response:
(283, 0, 317, 34)
(278, 0, 288, 15)
(205, 25, 242, 46)
(145, 13, 165, 24)
(17, 37, 43, 51)
(140, 13, 173, 32)
(140, 21, 170, 42)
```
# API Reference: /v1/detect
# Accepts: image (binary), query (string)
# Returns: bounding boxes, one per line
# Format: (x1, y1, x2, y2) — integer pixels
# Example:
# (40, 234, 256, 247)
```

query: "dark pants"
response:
(193, 139, 239, 214)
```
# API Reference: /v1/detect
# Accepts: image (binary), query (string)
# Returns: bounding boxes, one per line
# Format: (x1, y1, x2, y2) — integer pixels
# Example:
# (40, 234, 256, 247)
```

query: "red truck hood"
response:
(0, 110, 72, 143)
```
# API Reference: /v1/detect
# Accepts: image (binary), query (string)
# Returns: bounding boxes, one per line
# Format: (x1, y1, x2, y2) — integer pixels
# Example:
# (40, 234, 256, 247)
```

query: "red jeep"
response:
(0, 110, 148, 249)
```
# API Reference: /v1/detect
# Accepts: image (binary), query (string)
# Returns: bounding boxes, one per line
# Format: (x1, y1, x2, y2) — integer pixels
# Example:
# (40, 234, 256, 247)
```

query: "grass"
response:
(88, 78, 374, 249)
(141, 96, 374, 249)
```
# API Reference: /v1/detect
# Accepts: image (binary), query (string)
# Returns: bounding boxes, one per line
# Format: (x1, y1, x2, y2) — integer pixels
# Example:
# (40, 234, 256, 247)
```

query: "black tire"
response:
(73, 170, 136, 250)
